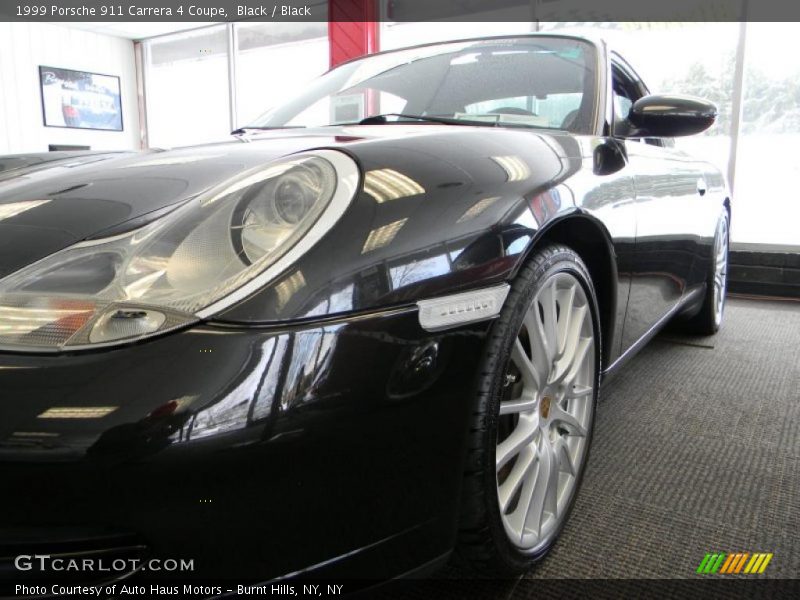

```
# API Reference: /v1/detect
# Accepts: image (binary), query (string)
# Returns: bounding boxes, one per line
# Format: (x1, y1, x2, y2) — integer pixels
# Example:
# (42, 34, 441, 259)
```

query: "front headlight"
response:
(0, 150, 359, 351)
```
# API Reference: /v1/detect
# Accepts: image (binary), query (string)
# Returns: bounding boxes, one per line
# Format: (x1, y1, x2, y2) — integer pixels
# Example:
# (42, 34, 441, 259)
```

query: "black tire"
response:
(684, 211, 729, 335)
(454, 244, 601, 576)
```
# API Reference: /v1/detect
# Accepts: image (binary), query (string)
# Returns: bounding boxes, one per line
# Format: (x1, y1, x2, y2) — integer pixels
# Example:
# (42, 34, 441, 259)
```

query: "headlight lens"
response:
(0, 150, 357, 351)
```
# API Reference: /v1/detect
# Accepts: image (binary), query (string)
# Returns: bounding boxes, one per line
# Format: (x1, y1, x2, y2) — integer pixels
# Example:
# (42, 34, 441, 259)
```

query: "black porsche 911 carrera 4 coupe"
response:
(0, 34, 729, 585)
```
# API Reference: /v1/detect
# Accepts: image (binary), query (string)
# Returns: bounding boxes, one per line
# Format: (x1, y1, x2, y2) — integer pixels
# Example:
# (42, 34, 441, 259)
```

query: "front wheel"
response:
(456, 244, 601, 575)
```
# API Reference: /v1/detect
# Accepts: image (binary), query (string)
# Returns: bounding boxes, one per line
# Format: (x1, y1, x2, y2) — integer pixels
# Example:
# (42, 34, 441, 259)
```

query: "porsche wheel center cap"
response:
(540, 396, 552, 420)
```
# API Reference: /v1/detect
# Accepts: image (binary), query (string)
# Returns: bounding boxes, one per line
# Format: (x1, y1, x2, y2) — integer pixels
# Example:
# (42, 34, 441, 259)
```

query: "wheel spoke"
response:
(496, 414, 539, 471)
(521, 435, 559, 539)
(522, 309, 551, 384)
(498, 445, 536, 512)
(542, 438, 560, 521)
(500, 390, 538, 415)
(539, 281, 559, 365)
(566, 384, 593, 400)
(716, 236, 727, 261)
(554, 436, 576, 476)
(551, 304, 587, 383)
(555, 284, 576, 360)
(713, 220, 729, 322)
(511, 338, 540, 390)
(550, 403, 587, 437)
(561, 337, 592, 388)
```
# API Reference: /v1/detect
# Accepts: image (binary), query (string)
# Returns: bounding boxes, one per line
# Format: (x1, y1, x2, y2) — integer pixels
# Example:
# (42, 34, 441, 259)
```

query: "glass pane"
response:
(464, 93, 583, 130)
(734, 23, 800, 247)
(251, 37, 597, 133)
(235, 22, 329, 126)
(542, 22, 739, 176)
(144, 26, 231, 148)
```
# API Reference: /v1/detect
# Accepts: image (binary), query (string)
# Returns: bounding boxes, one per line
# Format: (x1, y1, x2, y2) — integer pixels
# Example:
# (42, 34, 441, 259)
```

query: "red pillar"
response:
(328, 0, 380, 68)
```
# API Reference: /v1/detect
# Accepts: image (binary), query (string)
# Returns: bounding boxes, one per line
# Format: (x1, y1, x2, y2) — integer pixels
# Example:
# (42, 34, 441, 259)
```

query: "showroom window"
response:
(733, 23, 800, 247)
(235, 22, 329, 126)
(143, 25, 231, 148)
(142, 23, 329, 148)
(540, 22, 800, 250)
(542, 22, 739, 179)
(600, 23, 739, 219)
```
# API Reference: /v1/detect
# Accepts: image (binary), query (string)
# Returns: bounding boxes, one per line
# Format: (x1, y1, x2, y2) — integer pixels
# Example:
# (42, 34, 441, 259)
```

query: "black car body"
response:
(0, 34, 728, 585)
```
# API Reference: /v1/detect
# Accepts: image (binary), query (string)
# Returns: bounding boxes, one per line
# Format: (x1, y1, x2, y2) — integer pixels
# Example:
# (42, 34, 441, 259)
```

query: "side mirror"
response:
(625, 94, 717, 138)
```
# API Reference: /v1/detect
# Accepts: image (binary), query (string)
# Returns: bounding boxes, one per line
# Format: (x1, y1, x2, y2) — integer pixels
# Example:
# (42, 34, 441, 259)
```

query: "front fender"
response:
(217, 129, 586, 324)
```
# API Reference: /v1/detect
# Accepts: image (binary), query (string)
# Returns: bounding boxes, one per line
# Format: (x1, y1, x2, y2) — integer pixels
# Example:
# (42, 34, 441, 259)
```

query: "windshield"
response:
(248, 36, 597, 133)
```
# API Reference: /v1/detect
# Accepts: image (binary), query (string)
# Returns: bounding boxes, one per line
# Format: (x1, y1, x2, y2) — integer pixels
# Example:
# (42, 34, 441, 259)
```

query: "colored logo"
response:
(697, 552, 773, 574)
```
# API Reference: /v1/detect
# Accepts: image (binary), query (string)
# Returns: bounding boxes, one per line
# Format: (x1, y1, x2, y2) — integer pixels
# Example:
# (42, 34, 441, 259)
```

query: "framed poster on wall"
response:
(39, 66, 123, 131)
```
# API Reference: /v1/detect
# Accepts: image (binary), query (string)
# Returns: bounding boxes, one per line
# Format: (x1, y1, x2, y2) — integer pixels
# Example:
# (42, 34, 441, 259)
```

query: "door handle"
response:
(696, 178, 707, 196)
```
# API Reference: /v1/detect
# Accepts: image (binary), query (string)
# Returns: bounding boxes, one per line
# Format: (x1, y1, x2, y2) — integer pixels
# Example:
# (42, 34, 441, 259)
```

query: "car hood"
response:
(0, 125, 583, 283)
(0, 133, 353, 279)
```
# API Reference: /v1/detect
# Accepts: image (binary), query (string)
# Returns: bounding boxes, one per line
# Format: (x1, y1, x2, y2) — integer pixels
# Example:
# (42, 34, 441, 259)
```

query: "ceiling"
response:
(59, 22, 221, 41)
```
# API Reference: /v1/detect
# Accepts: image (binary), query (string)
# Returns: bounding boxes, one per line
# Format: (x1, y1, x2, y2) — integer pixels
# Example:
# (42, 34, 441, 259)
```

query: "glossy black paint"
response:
(0, 309, 485, 581)
(628, 94, 718, 138)
(0, 34, 729, 583)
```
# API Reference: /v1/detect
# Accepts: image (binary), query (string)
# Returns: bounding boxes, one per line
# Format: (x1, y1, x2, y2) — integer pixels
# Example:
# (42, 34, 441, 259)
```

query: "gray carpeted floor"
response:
(522, 296, 800, 579)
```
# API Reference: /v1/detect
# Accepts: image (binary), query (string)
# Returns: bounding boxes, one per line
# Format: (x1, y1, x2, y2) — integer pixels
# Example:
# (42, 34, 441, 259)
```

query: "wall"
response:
(728, 249, 800, 298)
(0, 22, 139, 154)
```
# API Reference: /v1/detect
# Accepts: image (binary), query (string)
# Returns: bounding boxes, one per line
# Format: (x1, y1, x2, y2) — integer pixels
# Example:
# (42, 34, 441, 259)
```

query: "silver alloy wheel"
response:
(496, 271, 595, 551)
(713, 217, 729, 326)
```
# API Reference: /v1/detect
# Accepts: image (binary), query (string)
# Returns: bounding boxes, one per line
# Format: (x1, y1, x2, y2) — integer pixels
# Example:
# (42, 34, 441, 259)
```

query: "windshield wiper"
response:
(231, 126, 305, 135)
(357, 113, 500, 127)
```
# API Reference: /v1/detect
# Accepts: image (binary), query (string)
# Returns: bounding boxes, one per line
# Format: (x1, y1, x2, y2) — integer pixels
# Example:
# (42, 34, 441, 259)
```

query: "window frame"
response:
(609, 52, 669, 147)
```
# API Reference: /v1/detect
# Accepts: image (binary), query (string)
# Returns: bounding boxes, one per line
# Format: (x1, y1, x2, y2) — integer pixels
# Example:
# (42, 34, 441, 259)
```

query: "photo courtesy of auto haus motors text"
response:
(14, 584, 344, 597)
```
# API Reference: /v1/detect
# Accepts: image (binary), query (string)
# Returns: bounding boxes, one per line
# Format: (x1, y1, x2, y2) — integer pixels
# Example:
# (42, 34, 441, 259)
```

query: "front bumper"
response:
(0, 307, 489, 583)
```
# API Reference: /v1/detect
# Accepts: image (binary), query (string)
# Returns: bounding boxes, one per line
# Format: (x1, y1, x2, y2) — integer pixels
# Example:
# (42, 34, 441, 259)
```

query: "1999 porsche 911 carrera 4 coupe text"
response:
(0, 34, 729, 584)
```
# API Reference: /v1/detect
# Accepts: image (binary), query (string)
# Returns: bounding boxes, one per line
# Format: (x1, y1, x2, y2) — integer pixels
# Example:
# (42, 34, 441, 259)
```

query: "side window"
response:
(611, 63, 641, 138)
(612, 59, 667, 147)
(613, 88, 633, 122)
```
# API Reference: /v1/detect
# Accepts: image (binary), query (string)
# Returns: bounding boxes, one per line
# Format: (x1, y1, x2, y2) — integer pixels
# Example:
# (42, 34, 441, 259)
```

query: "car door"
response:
(611, 55, 706, 351)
